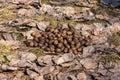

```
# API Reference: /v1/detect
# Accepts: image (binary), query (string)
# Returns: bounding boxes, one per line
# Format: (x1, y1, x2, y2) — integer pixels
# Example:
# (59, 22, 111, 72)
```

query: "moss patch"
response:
(29, 47, 45, 56)
(34, 14, 77, 28)
(34, 14, 58, 28)
(0, 44, 15, 55)
(93, 5, 120, 18)
(81, 19, 107, 24)
(105, 53, 120, 63)
(74, 6, 83, 11)
(0, 8, 16, 21)
(108, 33, 120, 46)
(0, 43, 16, 63)
(42, 0, 49, 4)
(15, 32, 24, 41)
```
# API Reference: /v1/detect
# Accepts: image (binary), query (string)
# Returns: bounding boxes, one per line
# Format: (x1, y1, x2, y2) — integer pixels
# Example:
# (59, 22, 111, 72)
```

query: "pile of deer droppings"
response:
(26, 27, 88, 54)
